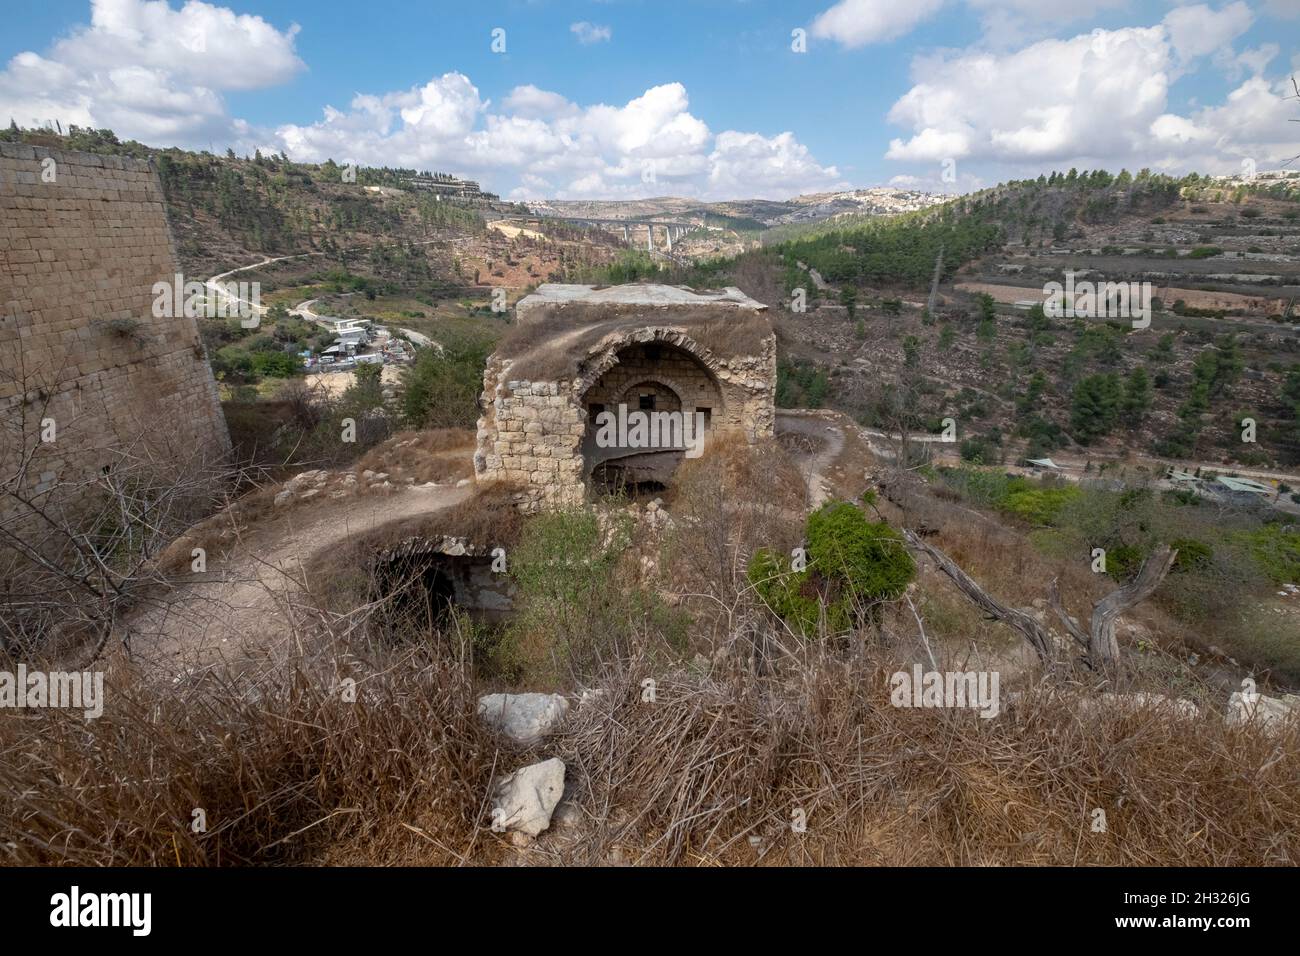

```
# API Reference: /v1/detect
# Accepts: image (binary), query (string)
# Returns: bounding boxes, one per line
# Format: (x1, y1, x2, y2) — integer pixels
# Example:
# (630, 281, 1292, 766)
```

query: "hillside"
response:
(671, 170, 1300, 476)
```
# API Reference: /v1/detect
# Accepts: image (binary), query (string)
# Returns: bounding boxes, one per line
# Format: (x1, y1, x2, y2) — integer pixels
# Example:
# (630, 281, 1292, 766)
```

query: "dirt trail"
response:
(124, 483, 473, 677)
(777, 410, 847, 507)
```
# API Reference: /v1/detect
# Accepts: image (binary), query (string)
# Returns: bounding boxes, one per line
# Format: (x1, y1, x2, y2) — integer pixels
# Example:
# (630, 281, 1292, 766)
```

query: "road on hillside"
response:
(204, 251, 445, 350)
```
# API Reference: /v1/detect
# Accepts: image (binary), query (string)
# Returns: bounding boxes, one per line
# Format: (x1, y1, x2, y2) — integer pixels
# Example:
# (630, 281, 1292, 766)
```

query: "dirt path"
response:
(777, 410, 846, 507)
(125, 483, 473, 677)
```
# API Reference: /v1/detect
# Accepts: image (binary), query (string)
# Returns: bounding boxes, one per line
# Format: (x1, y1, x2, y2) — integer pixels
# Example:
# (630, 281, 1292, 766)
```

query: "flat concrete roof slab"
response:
(516, 283, 768, 313)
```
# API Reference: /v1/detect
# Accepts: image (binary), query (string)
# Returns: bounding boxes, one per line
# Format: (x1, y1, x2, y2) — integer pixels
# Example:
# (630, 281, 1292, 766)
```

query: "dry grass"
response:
(550, 656, 1299, 866)
(6, 420, 1296, 867)
(660, 435, 807, 645)
(3, 632, 1294, 866)
(0, 622, 494, 866)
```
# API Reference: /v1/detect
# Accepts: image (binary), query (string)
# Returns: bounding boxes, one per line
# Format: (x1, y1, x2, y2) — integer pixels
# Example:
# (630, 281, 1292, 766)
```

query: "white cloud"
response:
(708, 131, 848, 199)
(502, 85, 578, 119)
(808, 0, 1128, 48)
(1163, 1, 1253, 66)
(0, 0, 302, 144)
(0, 0, 838, 201)
(1264, 0, 1300, 17)
(570, 22, 613, 45)
(810, 0, 945, 48)
(883, 5, 1300, 176)
(967, 0, 1129, 47)
(275, 77, 839, 200)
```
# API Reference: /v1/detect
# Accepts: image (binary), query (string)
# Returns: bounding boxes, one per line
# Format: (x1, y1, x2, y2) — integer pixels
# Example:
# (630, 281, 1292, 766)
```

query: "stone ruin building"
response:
(0, 143, 229, 531)
(474, 283, 776, 507)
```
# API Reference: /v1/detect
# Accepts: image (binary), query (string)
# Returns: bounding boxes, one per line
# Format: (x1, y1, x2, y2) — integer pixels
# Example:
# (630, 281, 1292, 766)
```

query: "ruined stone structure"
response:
(0, 143, 230, 525)
(474, 283, 775, 507)
(373, 536, 514, 622)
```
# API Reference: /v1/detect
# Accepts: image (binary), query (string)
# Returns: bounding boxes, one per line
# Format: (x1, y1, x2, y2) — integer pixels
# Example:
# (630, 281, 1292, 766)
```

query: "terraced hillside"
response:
(762, 171, 1300, 474)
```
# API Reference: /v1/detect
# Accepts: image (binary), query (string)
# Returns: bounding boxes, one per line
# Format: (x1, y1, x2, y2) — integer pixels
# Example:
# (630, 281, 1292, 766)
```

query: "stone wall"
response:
(583, 342, 723, 417)
(475, 322, 776, 509)
(475, 371, 588, 509)
(0, 143, 230, 527)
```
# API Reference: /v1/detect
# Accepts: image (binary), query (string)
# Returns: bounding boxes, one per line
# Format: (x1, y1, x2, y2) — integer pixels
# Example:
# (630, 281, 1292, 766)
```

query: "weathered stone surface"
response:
(473, 286, 777, 511)
(478, 692, 570, 744)
(0, 143, 230, 535)
(1227, 691, 1297, 729)
(491, 757, 566, 838)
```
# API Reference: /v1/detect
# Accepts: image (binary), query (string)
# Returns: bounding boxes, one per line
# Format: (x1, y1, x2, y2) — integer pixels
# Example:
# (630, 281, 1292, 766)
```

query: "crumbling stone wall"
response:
(582, 342, 722, 416)
(0, 143, 230, 526)
(475, 320, 776, 509)
(475, 372, 588, 509)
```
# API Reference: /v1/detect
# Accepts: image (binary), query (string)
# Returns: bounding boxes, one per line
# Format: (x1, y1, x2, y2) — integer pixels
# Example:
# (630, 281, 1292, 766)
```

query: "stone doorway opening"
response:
(371, 547, 514, 628)
(580, 340, 723, 495)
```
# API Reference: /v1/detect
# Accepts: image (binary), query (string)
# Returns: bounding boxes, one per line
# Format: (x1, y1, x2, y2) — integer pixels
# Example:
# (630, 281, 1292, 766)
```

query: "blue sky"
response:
(3, 0, 1299, 199)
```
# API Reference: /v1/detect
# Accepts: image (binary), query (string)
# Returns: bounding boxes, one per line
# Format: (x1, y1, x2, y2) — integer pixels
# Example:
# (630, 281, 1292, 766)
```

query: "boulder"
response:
(478, 692, 570, 744)
(1227, 691, 1298, 730)
(491, 757, 565, 838)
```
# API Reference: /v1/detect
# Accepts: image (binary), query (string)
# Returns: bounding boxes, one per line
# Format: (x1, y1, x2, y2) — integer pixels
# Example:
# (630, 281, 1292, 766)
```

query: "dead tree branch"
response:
(903, 529, 1055, 665)
(906, 530, 1177, 678)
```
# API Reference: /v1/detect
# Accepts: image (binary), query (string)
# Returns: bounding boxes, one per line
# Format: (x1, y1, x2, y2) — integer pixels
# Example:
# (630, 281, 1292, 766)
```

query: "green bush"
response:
(1170, 537, 1213, 572)
(498, 509, 686, 684)
(1237, 525, 1300, 585)
(747, 548, 837, 636)
(807, 502, 915, 607)
(749, 502, 915, 637)
(937, 467, 1028, 509)
(400, 334, 493, 429)
(776, 359, 829, 408)
(1000, 486, 1082, 526)
(250, 351, 302, 378)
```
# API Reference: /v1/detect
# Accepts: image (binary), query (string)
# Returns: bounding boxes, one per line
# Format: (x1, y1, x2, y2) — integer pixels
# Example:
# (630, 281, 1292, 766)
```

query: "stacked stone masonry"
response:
(0, 143, 230, 527)
(475, 286, 776, 509)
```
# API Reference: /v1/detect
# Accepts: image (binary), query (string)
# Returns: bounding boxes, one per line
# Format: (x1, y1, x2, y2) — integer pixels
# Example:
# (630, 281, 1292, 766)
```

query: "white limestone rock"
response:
(478, 692, 570, 744)
(491, 757, 565, 838)
(1227, 691, 1297, 730)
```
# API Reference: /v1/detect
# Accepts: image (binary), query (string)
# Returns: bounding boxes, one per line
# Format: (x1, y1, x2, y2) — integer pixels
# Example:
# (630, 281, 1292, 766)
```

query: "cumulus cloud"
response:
(708, 131, 849, 199)
(0, 1, 837, 199)
(502, 85, 579, 119)
(276, 77, 839, 200)
(808, 0, 1128, 48)
(810, 0, 944, 47)
(0, 0, 302, 144)
(1163, 1, 1253, 66)
(570, 22, 612, 45)
(883, 4, 1300, 176)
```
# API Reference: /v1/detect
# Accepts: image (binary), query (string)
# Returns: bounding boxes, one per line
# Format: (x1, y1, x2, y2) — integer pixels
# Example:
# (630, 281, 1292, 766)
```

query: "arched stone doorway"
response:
(580, 339, 724, 495)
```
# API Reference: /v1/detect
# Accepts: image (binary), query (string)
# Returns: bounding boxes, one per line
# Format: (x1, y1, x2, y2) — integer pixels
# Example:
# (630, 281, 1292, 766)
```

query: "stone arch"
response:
(578, 333, 726, 494)
(574, 327, 726, 399)
(617, 377, 686, 411)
